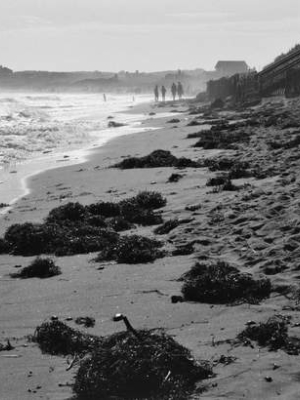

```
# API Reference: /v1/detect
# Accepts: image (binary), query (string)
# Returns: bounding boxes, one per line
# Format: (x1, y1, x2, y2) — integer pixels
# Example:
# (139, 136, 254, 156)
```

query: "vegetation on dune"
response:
(180, 261, 271, 304)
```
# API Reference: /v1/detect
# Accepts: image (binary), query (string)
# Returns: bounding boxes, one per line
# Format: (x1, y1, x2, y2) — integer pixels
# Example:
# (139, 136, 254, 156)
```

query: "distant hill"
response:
(0, 66, 208, 94)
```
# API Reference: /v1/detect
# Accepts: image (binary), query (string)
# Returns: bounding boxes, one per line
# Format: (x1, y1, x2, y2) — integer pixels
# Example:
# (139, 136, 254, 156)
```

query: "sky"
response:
(0, 0, 299, 72)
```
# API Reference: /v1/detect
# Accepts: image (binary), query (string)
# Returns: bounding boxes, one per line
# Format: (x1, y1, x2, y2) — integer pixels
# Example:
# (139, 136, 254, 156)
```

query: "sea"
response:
(0, 92, 158, 206)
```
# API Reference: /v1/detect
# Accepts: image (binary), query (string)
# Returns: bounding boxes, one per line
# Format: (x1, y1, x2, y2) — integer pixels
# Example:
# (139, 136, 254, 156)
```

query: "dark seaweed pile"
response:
(0, 192, 166, 257)
(237, 315, 300, 355)
(180, 261, 271, 304)
(112, 149, 199, 169)
(96, 234, 164, 264)
(74, 330, 212, 400)
(10, 257, 61, 279)
(34, 320, 102, 356)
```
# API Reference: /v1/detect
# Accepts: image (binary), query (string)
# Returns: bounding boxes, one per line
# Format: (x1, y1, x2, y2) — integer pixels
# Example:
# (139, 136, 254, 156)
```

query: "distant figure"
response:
(103, 93, 107, 102)
(177, 82, 184, 99)
(154, 85, 159, 102)
(161, 85, 166, 102)
(171, 83, 177, 101)
(132, 96, 135, 102)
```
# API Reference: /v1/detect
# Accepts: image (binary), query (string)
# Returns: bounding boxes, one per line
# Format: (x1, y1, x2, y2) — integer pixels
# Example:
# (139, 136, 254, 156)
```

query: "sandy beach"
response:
(1, 97, 300, 400)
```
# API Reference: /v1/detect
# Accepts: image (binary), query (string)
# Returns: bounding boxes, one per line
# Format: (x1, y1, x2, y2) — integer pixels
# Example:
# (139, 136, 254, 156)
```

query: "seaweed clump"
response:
(154, 219, 179, 235)
(33, 319, 102, 356)
(10, 257, 61, 279)
(206, 175, 239, 191)
(180, 261, 271, 304)
(74, 330, 212, 400)
(96, 235, 164, 264)
(1, 191, 166, 256)
(237, 315, 300, 355)
(193, 129, 250, 150)
(112, 149, 199, 169)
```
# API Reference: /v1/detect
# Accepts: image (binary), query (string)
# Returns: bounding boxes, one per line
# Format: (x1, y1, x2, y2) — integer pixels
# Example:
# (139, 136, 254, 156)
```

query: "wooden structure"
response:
(258, 47, 300, 96)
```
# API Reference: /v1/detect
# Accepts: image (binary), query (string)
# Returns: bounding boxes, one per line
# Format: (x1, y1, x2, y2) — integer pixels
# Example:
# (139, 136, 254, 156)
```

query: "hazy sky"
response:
(0, 0, 299, 72)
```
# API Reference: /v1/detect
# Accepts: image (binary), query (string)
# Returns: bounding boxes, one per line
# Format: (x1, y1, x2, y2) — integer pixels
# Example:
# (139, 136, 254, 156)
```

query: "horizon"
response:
(0, 0, 299, 72)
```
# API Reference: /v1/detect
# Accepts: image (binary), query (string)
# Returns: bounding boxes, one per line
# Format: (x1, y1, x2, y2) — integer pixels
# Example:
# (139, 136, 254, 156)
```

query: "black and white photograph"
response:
(0, 0, 300, 399)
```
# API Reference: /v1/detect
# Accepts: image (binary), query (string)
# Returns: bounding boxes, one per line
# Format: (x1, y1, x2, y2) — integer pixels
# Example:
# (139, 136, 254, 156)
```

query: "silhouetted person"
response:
(103, 93, 107, 102)
(177, 82, 184, 99)
(171, 83, 177, 101)
(154, 85, 159, 102)
(161, 85, 166, 102)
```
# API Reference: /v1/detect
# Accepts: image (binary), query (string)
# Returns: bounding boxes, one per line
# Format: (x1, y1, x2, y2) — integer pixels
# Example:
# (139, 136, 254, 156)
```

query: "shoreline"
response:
(2, 96, 300, 399)
(0, 97, 174, 211)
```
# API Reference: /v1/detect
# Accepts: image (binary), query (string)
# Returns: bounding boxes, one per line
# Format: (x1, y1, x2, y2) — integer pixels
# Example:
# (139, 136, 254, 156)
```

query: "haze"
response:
(0, 0, 299, 72)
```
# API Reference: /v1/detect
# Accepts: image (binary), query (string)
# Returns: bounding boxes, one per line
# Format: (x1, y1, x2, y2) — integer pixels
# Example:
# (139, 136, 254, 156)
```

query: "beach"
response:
(1, 96, 300, 400)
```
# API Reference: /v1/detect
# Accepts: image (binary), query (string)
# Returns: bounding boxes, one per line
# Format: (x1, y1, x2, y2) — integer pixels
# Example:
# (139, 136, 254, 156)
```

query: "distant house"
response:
(215, 61, 248, 77)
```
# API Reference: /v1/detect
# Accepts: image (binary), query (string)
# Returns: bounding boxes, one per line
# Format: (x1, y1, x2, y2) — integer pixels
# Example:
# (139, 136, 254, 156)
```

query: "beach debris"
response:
(96, 234, 164, 264)
(154, 219, 179, 235)
(193, 127, 250, 150)
(75, 317, 96, 328)
(33, 319, 102, 356)
(0, 339, 14, 352)
(171, 295, 184, 304)
(237, 315, 300, 354)
(112, 149, 200, 169)
(0, 191, 168, 256)
(73, 328, 212, 400)
(180, 260, 271, 304)
(264, 376, 273, 383)
(167, 173, 183, 183)
(206, 175, 239, 191)
(107, 121, 127, 128)
(10, 257, 61, 279)
(167, 118, 180, 123)
(172, 242, 194, 256)
(113, 313, 140, 339)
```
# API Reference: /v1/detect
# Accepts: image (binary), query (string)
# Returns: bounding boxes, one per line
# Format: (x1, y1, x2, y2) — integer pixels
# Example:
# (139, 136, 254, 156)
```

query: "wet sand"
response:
(1, 97, 300, 399)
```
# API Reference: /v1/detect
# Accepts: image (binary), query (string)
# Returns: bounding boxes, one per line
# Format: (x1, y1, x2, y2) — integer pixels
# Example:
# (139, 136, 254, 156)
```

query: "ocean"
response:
(0, 92, 155, 205)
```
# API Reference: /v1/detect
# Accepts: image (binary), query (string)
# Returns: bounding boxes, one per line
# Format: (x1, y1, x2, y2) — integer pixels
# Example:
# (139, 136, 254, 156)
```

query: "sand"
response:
(1, 98, 300, 399)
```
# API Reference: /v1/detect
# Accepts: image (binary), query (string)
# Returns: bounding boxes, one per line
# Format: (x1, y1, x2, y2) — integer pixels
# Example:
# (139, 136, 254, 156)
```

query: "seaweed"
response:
(96, 235, 164, 264)
(1, 192, 167, 256)
(193, 129, 250, 150)
(10, 257, 61, 279)
(154, 219, 179, 235)
(134, 191, 166, 209)
(75, 317, 96, 328)
(86, 202, 121, 218)
(237, 315, 300, 355)
(180, 261, 271, 304)
(46, 202, 86, 224)
(167, 173, 183, 183)
(33, 319, 102, 356)
(74, 330, 212, 400)
(112, 149, 199, 169)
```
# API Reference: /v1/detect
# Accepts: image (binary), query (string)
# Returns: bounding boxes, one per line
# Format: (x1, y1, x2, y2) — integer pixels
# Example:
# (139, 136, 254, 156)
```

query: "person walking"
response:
(171, 83, 177, 101)
(177, 82, 184, 99)
(154, 85, 159, 102)
(161, 85, 166, 102)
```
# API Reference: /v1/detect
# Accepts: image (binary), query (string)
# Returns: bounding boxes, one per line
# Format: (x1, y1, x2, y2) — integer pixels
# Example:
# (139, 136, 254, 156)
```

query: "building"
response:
(215, 61, 249, 77)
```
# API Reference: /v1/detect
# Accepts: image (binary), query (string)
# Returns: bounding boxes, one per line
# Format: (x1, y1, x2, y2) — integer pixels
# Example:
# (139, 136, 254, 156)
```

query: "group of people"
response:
(154, 82, 184, 102)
